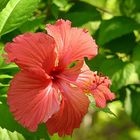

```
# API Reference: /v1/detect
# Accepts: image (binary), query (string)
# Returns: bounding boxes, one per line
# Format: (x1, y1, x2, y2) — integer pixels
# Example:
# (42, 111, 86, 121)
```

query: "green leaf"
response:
(124, 86, 140, 127)
(103, 33, 136, 53)
(0, 98, 50, 139)
(63, 11, 101, 27)
(53, 0, 72, 11)
(0, 64, 18, 70)
(0, 127, 25, 140)
(132, 45, 140, 78)
(0, 74, 13, 79)
(63, 1, 101, 26)
(80, 0, 106, 8)
(81, 0, 121, 16)
(119, 0, 140, 16)
(0, 0, 40, 36)
(97, 16, 140, 45)
(99, 57, 125, 77)
(100, 58, 139, 91)
(132, 45, 140, 61)
(111, 63, 139, 90)
(0, 0, 9, 12)
(19, 16, 45, 33)
(86, 54, 106, 71)
(0, 87, 8, 95)
(0, 42, 4, 66)
(0, 83, 9, 87)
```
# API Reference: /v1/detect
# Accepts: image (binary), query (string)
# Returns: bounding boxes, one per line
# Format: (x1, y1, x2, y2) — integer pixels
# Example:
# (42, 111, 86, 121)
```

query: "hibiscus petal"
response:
(46, 19, 98, 66)
(92, 89, 106, 108)
(76, 63, 94, 88)
(56, 61, 94, 89)
(98, 85, 115, 101)
(46, 81, 89, 136)
(57, 61, 84, 82)
(7, 71, 60, 131)
(86, 73, 115, 108)
(4, 33, 56, 79)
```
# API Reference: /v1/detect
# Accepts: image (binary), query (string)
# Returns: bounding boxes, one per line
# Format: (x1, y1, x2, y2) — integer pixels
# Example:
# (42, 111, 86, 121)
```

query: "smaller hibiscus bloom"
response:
(77, 71, 115, 108)
(89, 72, 115, 108)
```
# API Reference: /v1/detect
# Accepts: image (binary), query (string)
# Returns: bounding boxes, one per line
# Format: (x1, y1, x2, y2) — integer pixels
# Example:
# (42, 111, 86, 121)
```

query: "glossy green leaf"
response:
(19, 16, 45, 33)
(111, 63, 139, 90)
(0, 74, 13, 79)
(119, 0, 140, 16)
(63, 11, 101, 26)
(0, 0, 9, 12)
(99, 58, 125, 77)
(0, 42, 4, 66)
(0, 127, 25, 140)
(132, 45, 140, 61)
(63, 1, 101, 26)
(86, 54, 106, 71)
(132, 45, 140, 78)
(53, 0, 67, 7)
(0, 64, 18, 70)
(103, 33, 136, 53)
(0, 0, 40, 36)
(100, 58, 139, 91)
(0, 83, 9, 87)
(97, 16, 140, 45)
(80, 0, 106, 8)
(124, 86, 140, 128)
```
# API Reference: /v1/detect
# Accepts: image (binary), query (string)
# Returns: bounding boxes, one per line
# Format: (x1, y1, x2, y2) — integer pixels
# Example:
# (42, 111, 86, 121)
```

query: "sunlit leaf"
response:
(0, 83, 9, 87)
(132, 44, 140, 79)
(97, 16, 140, 45)
(0, 0, 40, 36)
(0, 127, 25, 140)
(80, 0, 106, 8)
(0, 74, 13, 79)
(100, 58, 139, 91)
(19, 16, 45, 33)
(124, 86, 140, 128)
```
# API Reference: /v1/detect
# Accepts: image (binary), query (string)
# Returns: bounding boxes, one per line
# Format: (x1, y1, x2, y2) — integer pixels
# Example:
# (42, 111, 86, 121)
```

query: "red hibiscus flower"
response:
(4, 19, 98, 136)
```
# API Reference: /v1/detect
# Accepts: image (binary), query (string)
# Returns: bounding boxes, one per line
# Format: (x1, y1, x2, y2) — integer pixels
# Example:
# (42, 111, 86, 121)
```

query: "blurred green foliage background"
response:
(0, 0, 140, 139)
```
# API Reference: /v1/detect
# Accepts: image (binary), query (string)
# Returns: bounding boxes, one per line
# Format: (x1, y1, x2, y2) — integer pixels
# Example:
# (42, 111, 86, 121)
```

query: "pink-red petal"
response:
(4, 33, 56, 79)
(98, 85, 115, 101)
(76, 63, 94, 88)
(7, 71, 60, 131)
(46, 81, 89, 136)
(91, 89, 106, 108)
(56, 61, 94, 90)
(90, 73, 115, 108)
(46, 19, 98, 66)
(57, 61, 84, 82)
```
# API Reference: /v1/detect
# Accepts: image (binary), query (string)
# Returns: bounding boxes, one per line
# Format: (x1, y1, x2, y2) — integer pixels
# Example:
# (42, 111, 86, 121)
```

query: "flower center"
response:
(50, 66, 62, 80)
(83, 74, 108, 94)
